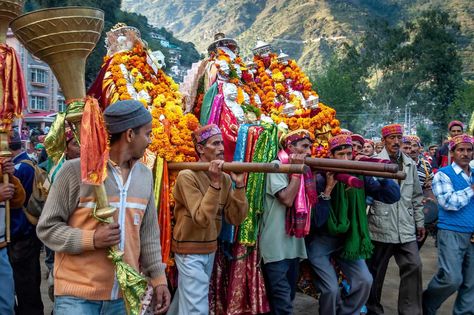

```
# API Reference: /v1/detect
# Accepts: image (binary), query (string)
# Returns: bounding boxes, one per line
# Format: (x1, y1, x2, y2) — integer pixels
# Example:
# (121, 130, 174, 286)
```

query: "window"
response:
(31, 68, 47, 84)
(57, 99, 66, 112)
(30, 96, 47, 111)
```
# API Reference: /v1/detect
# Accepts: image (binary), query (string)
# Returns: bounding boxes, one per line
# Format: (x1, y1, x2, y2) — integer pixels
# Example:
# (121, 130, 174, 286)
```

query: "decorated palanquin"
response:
(180, 34, 341, 314)
(88, 23, 200, 279)
(90, 27, 342, 313)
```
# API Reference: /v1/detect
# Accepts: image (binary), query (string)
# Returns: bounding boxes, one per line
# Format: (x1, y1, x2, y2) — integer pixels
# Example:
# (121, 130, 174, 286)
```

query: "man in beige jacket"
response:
(366, 124, 425, 315)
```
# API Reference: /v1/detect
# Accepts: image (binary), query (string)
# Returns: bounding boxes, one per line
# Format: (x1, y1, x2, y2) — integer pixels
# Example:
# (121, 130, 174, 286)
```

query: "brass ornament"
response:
(10, 6, 104, 102)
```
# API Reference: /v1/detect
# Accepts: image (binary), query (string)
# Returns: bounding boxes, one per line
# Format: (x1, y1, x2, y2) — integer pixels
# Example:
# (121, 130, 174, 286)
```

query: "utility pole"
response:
(404, 103, 408, 133)
(408, 106, 411, 134)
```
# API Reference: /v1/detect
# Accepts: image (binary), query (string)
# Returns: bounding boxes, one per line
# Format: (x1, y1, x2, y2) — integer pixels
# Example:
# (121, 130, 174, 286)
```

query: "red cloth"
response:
(80, 97, 109, 185)
(219, 104, 238, 162)
(0, 44, 27, 128)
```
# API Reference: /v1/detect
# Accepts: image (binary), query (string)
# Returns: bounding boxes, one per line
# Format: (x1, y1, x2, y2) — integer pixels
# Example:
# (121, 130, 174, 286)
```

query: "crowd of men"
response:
(0, 100, 472, 315)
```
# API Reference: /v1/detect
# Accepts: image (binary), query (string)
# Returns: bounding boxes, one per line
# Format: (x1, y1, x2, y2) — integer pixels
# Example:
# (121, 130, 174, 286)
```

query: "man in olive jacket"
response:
(366, 124, 425, 315)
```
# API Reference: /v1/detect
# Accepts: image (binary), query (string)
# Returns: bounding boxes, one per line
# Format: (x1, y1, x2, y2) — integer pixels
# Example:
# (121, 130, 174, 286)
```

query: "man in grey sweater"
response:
(37, 100, 170, 315)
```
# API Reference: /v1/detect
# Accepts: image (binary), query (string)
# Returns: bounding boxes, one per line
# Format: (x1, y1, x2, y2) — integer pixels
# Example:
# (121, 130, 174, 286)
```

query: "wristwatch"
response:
(319, 192, 331, 200)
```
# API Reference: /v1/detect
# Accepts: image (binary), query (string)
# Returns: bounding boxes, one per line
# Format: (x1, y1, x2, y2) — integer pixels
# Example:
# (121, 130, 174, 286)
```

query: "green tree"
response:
(313, 50, 367, 132)
(449, 80, 474, 125)
(405, 10, 463, 140)
(416, 123, 433, 147)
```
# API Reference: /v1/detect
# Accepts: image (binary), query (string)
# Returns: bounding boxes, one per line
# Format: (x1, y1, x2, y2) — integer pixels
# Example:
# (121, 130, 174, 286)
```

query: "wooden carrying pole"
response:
(305, 157, 399, 173)
(168, 162, 310, 174)
(311, 166, 407, 180)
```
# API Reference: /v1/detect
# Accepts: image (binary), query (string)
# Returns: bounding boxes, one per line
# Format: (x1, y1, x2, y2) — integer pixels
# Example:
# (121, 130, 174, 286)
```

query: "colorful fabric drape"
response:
(233, 124, 251, 162)
(87, 58, 113, 109)
(158, 160, 172, 266)
(327, 179, 374, 260)
(80, 97, 109, 185)
(238, 122, 278, 245)
(199, 82, 218, 125)
(207, 84, 224, 125)
(277, 149, 317, 238)
(226, 243, 270, 315)
(108, 250, 147, 315)
(219, 104, 239, 162)
(45, 112, 67, 163)
(0, 44, 26, 129)
(217, 124, 253, 245)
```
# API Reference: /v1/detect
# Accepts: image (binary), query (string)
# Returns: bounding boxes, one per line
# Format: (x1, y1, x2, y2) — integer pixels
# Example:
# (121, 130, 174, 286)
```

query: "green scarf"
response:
(199, 82, 218, 125)
(327, 179, 374, 260)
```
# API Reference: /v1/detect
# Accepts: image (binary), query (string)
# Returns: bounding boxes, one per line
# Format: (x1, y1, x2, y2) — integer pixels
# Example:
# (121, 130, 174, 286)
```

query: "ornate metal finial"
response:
(277, 49, 290, 63)
(214, 32, 225, 41)
(207, 32, 239, 55)
(252, 39, 272, 56)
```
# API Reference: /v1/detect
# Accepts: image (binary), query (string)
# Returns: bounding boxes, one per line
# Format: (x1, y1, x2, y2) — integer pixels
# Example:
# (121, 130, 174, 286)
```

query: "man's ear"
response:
(125, 129, 134, 143)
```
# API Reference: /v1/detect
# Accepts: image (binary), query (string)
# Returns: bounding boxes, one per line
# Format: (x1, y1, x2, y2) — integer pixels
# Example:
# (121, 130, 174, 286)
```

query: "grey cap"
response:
(103, 100, 152, 134)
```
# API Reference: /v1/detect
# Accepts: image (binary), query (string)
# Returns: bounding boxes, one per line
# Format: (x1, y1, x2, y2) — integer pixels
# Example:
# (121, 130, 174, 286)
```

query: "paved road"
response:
(41, 237, 455, 314)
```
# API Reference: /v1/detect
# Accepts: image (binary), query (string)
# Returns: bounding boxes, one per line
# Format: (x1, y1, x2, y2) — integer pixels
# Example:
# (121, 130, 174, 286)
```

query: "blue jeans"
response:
(0, 248, 15, 315)
(169, 253, 216, 315)
(54, 296, 126, 315)
(423, 229, 474, 315)
(262, 258, 300, 315)
(306, 234, 373, 315)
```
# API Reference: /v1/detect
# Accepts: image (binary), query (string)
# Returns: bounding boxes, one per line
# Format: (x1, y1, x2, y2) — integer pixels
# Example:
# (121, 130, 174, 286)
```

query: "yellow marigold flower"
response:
(121, 55, 130, 63)
(171, 83, 179, 91)
(133, 82, 143, 91)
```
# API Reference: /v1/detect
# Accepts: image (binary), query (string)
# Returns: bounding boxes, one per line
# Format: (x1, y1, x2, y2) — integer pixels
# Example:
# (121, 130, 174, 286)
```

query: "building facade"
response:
(7, 29, 64, 130)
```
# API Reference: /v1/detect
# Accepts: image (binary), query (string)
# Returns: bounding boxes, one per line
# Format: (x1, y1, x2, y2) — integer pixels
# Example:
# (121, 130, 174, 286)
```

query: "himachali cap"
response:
(351, 134, 365, 145)
(449, 134, 473, 151)
(281, 129, 314, 147)
(406, 135, 421, 145)
(448, 120, 464, 131)
(103, 100, 152, 134)
(365, 139, 375, 147)
(329, 134, 353, 151)
(339, 129, 353, 135)
(193, 124, 222, 144)
(381, 124, 403, 138)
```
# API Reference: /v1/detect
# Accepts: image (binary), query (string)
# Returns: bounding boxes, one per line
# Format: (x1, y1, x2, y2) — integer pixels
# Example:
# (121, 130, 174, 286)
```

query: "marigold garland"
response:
(252, 53, 340, 157)
(104, 44, 198, 162)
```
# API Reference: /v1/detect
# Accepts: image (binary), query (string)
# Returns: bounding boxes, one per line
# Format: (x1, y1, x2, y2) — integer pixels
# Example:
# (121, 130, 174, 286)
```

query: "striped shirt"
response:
(416, 157, 434, 189)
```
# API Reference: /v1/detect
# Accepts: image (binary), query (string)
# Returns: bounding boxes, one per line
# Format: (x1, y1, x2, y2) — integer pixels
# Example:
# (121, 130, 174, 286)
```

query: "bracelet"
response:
(319, 192, 331, 200)
(210, 184, 221, 190)
(291, 174, 301, 179)
(235, 184, 246, 189)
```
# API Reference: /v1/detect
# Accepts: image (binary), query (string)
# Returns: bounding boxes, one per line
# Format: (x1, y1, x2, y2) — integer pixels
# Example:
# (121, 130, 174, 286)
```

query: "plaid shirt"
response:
(432, 162, 473, 211)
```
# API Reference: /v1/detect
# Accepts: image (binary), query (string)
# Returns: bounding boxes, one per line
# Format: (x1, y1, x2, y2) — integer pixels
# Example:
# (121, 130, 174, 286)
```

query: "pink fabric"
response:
(277, 149, 317, 237)
(207, 85, 224, 125)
